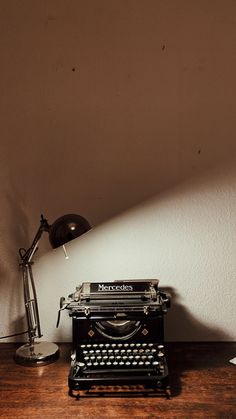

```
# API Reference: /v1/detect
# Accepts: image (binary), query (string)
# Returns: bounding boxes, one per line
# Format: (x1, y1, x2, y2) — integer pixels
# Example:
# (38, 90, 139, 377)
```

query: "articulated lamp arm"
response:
(18, 215, 50, 345)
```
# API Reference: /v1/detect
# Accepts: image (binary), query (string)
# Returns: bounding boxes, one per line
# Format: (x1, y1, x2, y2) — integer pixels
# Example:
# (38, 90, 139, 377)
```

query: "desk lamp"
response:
(15, 214, 91, 366)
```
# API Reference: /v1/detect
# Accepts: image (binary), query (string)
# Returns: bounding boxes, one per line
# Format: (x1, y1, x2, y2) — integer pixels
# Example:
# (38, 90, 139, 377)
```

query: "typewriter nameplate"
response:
(90, 282, 151, 294)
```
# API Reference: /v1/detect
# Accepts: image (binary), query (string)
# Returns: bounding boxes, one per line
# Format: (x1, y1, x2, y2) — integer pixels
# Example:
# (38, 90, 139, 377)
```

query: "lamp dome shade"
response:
(49, 214, 91, 249)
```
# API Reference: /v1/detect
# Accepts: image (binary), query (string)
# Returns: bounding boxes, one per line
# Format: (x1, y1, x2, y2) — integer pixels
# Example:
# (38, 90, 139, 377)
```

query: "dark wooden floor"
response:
(0, 343, 235, 418)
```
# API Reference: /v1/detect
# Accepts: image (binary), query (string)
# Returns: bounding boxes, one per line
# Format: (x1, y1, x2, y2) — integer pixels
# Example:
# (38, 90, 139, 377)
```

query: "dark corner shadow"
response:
(159, 287, 233, 397)
(0, 181, 30, 341)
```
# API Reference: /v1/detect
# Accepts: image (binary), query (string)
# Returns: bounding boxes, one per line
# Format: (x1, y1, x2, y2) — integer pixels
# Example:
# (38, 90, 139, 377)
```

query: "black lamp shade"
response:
(49, 214, 91, 249)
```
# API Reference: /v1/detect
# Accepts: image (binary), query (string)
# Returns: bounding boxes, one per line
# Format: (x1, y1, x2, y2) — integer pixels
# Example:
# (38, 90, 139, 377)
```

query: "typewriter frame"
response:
(62, 280, 170, 397)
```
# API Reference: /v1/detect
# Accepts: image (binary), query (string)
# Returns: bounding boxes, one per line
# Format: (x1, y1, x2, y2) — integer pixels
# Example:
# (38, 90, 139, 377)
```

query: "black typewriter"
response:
(59, 279, 171, 397)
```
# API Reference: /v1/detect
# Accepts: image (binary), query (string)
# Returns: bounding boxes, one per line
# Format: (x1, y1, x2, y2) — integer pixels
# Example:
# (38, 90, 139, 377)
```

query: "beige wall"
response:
(0, 1, 235, 341)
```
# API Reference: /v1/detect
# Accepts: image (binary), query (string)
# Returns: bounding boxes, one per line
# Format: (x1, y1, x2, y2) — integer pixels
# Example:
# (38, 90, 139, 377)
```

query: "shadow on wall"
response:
(0, 180, 30, 339)
(162, 287, 229, 342)
(160, 286, 230, 397)
(2, 155, 236, 343)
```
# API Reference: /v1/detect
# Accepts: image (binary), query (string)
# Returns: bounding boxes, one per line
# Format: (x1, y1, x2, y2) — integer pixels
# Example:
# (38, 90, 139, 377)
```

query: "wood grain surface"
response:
(0, 343, 235, 418)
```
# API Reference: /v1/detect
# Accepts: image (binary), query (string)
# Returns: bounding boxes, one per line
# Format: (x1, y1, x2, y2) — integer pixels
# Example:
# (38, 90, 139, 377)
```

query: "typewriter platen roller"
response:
(60, 279, 171, 397)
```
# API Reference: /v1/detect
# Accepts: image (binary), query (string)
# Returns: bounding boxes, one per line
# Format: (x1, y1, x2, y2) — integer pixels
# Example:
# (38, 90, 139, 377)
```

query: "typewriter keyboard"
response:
(76, 342, 165, 370)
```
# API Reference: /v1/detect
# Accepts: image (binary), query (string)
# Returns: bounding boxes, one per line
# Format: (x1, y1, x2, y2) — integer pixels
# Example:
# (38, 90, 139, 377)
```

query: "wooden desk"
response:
(0, 343, 235, 418)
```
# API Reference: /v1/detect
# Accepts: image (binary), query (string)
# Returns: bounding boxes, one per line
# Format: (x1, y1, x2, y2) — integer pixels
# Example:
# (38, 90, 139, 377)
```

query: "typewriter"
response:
(59, 279, 171, 397)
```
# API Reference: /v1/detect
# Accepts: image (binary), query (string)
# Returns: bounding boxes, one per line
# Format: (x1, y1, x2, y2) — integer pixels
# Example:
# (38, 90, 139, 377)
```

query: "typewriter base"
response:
(68, 366, 170, 398)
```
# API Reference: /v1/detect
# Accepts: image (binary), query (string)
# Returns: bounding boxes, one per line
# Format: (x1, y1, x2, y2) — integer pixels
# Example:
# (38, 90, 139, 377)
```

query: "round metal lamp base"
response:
(15, 341, 59, 366)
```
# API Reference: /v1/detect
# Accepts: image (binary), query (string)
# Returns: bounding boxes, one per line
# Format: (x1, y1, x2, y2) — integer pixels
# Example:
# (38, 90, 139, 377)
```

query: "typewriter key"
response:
(78, 362, 85, 367)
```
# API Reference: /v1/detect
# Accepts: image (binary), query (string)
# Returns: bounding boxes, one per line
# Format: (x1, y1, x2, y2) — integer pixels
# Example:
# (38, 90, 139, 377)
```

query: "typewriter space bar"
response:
(84, 368, 156, 374)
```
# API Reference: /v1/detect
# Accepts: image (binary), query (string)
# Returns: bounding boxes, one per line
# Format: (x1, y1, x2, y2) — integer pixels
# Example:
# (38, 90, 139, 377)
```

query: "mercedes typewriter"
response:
(59, 279, 171, 397)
